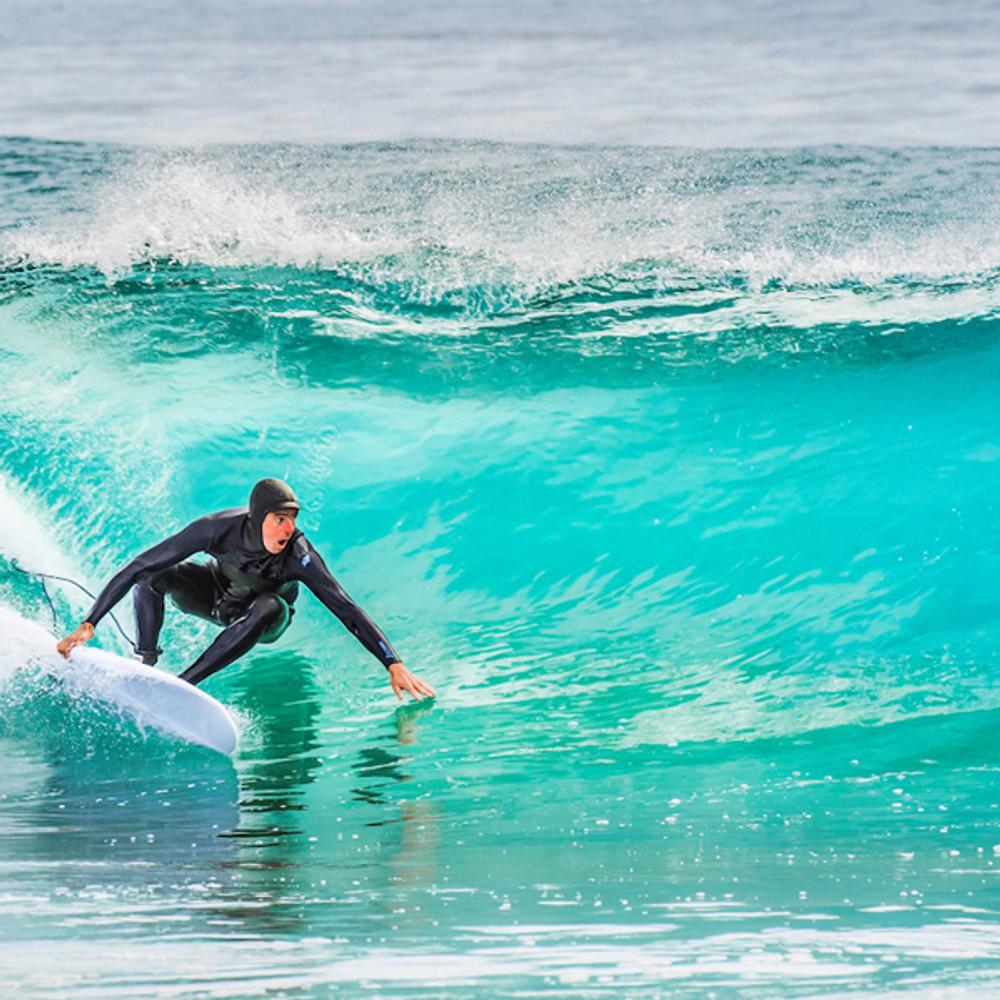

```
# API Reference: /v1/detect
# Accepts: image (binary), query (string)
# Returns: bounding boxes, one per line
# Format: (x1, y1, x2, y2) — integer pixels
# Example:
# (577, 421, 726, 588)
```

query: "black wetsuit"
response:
(84, 502, 400, 687)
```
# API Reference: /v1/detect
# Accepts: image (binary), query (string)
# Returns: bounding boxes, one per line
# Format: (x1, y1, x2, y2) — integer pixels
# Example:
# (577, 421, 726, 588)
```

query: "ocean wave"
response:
(2, 158, 368, 276)
(2, 139, 1000, 759)
(2, 144, 999, 329)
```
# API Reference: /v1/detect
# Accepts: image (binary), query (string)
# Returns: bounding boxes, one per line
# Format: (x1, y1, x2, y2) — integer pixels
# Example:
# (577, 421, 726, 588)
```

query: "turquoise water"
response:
(2, 138, 1000, 994)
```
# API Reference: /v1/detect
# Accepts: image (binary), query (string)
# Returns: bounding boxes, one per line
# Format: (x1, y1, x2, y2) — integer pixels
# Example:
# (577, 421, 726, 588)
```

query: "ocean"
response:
(2, 2, 1000, 996)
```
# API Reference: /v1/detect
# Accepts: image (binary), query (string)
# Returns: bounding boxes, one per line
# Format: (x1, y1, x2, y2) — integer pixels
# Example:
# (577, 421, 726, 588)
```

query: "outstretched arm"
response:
(57, 517, 214, 659)
(296, 543, 436, 701)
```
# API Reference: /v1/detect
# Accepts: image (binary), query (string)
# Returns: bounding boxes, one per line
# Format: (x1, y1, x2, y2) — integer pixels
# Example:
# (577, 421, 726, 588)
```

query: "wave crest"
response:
(2, 143, 1000, 331)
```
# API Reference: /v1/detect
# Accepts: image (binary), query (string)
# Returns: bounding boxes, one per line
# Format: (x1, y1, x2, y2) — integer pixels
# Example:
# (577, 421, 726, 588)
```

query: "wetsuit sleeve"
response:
(294, 543, 400, 669)
(84, 517, 216, 626)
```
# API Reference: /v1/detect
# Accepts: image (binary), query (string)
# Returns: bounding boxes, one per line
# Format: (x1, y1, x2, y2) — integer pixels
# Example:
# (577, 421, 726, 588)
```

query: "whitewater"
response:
(1, 134, 999, 995)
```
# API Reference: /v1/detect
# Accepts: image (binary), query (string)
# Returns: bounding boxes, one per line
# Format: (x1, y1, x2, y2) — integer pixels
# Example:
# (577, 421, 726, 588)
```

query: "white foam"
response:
(0, 472, 90, 624)
(3, 147, 1000, 349)
(6, 154, 367, 278)
(0, 474, 75, 580)
(0, 604, 62, 685)
(6, 148, 999, 299)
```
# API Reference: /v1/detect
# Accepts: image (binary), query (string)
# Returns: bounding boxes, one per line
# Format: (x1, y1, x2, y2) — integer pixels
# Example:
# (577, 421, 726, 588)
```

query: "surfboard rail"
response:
(66, 646, 239, 755)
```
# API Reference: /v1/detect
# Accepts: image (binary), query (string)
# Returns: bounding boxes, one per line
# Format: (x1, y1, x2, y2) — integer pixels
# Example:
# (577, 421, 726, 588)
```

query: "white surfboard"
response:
(65, 646, 240, 756)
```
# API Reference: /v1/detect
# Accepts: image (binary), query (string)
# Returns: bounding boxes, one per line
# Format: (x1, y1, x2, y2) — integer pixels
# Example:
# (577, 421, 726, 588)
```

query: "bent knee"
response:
(252, 593, 289, 627)
(250, 594, 291, 645)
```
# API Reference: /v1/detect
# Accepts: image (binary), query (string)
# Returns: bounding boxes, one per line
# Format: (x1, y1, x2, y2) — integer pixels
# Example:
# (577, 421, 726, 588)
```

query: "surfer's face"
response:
(262, 510, 298, 554)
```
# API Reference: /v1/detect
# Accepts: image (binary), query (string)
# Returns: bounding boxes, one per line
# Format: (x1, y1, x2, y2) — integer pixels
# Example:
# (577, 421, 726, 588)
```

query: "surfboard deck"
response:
(65, 646, 239, 756)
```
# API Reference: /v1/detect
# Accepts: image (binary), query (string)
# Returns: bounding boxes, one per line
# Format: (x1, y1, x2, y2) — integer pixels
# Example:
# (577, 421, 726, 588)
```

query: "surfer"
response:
(55, 478, 436, 700)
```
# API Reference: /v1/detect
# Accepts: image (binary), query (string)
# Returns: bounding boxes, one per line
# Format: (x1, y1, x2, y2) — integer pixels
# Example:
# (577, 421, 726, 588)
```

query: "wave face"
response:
(2, 138, 1000, 994)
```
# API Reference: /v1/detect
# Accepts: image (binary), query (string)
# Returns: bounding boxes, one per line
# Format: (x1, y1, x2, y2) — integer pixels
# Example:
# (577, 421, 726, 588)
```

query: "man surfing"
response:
(56, 478, 436, 701)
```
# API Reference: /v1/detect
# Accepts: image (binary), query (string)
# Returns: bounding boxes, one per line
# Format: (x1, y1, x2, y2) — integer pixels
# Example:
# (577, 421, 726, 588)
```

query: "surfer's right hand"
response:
(57, 621, 95, 659)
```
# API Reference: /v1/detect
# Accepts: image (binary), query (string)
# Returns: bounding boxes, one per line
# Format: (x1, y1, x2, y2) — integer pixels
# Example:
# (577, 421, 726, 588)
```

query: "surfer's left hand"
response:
(388, 661, 437, 701)
(57, 621, 95, 659)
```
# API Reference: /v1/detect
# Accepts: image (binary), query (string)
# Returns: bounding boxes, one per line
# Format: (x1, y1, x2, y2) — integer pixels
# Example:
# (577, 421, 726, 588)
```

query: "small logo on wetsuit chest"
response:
(299, 552, 312, 568)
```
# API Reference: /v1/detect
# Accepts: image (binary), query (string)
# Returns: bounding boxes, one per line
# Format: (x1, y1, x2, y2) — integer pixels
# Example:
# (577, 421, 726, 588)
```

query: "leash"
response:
(9, 559, 136, 646)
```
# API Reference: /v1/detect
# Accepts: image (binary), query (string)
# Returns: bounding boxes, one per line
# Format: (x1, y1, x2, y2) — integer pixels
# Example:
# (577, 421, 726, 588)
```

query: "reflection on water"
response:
(352, 701, 435, 807)
(0, 668, 241, 869)
(9, 742, 239, 864)
(0, 709, 242, 944)
(224, 652, 325, 834)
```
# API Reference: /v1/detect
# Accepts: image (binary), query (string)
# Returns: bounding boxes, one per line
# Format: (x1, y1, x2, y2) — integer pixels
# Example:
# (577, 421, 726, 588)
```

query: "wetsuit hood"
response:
(245, 478, 301, 551)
